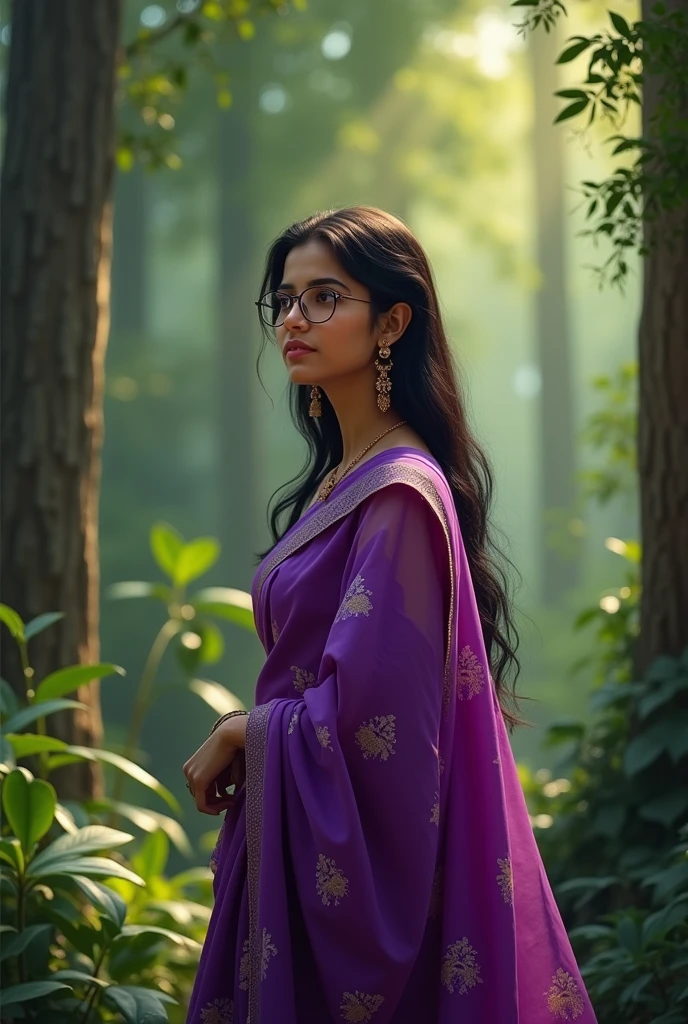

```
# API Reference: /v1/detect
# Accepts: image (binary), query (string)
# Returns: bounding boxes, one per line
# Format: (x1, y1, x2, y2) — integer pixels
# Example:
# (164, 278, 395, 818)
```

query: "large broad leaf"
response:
(85, 798, 192, 857)
(115, 924, 202, 952)
(30, 855, 144, 887)
(0, 923, 52, 962)
(2, 769, 56, 852)
(192, 586, 255, 632)
(69, 875, 128, 930)
(52, 969, 109, 990)
(131, 829, 169, 883)
(0, 604, 25, 642)
(30, 825, 133, 873)
(2, 699, 89, 734)
(174, 537, 220, 587)
(5, 734, 68, 758)
(188, 678, 245, 716)
(104, 984, 176, 1024)
(150, 522, 185, 579)
(35, 663, 125, 702)
(24, 612, 65, 641)
(106, 581, 172, 603)
(0, 980, 71, 1009)
(60, 747, 182, 815)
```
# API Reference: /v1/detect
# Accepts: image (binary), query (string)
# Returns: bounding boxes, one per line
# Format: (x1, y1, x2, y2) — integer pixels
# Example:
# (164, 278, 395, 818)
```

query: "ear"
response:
(377, 302, 412, 346)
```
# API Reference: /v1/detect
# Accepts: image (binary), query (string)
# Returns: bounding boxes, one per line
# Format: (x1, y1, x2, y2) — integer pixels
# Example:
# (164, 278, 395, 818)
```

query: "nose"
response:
(282, 296, 308, 329)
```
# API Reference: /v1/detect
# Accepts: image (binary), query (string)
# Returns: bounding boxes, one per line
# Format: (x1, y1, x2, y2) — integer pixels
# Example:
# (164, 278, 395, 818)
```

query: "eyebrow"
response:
(277, 277, 351, 292)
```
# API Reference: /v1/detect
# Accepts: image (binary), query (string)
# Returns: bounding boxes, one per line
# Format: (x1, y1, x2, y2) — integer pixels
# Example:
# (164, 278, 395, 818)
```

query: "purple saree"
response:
(187, 449, 597, 1024)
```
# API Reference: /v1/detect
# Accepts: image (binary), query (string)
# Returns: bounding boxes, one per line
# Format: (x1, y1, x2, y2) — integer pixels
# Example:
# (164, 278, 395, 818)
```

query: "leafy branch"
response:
(512, 0, 688, 288)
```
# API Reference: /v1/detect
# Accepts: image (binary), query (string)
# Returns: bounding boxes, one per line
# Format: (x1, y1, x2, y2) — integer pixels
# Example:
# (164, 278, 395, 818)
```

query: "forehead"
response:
(280, 239, 354, 287)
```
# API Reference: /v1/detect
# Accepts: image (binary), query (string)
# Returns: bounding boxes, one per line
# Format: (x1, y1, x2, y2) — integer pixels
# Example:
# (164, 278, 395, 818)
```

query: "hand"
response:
(182, 715, 248, 815)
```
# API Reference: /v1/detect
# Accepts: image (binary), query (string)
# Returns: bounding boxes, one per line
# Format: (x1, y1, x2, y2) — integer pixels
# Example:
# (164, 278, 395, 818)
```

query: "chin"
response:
(286, 364, 319, 386)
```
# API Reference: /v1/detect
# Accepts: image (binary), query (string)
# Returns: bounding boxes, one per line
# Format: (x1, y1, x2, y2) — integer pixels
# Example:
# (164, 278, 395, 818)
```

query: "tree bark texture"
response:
(1, 0, 122, 799)
(636, 0, 688, 675)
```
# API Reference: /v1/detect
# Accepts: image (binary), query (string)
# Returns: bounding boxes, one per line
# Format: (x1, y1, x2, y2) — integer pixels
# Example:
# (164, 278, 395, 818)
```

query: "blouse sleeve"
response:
(245, 483, 451, 1022)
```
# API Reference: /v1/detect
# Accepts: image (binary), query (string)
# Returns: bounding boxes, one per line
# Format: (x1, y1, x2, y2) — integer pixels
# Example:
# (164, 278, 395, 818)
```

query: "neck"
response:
(322, 368, 401, 466)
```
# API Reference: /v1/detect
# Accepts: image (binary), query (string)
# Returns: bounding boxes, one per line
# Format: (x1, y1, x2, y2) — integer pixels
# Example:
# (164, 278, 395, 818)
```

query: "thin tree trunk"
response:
(529, 27, 579, 604)
(635, 0, 688, 675)
(1, 0, 122, 799)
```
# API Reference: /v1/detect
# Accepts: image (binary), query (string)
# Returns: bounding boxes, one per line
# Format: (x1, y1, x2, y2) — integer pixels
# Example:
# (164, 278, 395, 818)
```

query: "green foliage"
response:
(0, 603, 215, 1022)
(512, 0, 688, 287)
(118, 0, 302, 170)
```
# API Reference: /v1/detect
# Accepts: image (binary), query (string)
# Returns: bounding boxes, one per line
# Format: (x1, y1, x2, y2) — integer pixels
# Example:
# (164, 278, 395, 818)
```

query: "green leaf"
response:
(616, 915, 641, 953)
(543, 720, 585, 748)
(555, 98, 589, 123)
(557, 38, 592, 63)
(2, 699, 89, 734)
(116, 923, 201, 951)
(0, 923, 52, 962)
(131, 829, 169, 883)
(639, 789, 688, 828)
(198, 620, 224, 665)
(0, 980, 71, 1009)
(30, 825, 133, 872)
(30, 855, 145, 887)
(0, 837, 24, 874)
(52, 969, 109, 990)
(150, 522, 185, 579)
(69, 875, 128, 929)
(35, 663, 125, 702)
(104, 985, 176, 1024)
(106, 581, 172, 603)
(638, 675, 688, 719)
(0, 733, 16, 770)
(24, 612, 65, 641)
(609, 10, 632, 36)
(0, 677, 20, 717)
(642, 896, 688, 943)
(62, 746, 182, 815)
(192, 586, 255, 631)
(174, 537, 220, 587)
(0, 604, 25, 642)
(555, 89, 589, 99)
(5, 734, 69, 758)
(84, 797, 193, 857)
(188, 678, 245, 716)
(623, 730, 666, 776)
(2, 769, 56, 852)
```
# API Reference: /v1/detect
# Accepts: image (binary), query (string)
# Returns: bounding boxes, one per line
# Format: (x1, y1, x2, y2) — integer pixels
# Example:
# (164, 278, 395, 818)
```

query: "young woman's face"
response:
(271, 240, 379, 388)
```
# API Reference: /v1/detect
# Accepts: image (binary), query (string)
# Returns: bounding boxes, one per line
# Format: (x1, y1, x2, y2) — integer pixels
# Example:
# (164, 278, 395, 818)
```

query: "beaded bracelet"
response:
(209, 709, 249, 736)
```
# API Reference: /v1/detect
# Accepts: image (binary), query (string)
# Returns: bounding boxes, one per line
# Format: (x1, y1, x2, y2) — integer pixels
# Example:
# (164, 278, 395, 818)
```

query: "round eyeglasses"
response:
(255, 286, 371, 328)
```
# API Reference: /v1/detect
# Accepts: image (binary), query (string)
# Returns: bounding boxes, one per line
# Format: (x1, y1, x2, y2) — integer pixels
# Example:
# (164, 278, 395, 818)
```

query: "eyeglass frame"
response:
(254, 286, 372, 328)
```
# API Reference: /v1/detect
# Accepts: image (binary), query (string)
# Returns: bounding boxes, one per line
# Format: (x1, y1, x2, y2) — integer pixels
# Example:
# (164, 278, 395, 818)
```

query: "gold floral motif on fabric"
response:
(457, 645, 485, 701)
(355, 715, 396, 761)
(430, 792, 440, 826)
(316, 854, 350, 906)
(335, 574, 373, 623)
(291, 665, 316, 695)
(545, 969, 585, 1020)
(340, 990, 385, 1022)
(497, 856, 514, 905)
(288, 711, 299, 735)
(239, 939, 250, 991)
(316, 725, 333, 750)
(441, 937, 483, 995)
(200, 997, 234, 1024)
(271, 619, 280, 643)
(428, 865, 444, 919)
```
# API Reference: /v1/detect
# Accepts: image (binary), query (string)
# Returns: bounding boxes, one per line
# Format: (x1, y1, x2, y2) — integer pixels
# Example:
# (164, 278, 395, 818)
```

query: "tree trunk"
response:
(529, 26, 579, 605)
(0, 0, 122, 800)
(635, 0, 688, 676)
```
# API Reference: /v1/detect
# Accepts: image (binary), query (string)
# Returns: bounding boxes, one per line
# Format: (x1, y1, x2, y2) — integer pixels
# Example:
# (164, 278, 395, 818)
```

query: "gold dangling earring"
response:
(309, 385, 322, 418)
(375, 339, 393, 413)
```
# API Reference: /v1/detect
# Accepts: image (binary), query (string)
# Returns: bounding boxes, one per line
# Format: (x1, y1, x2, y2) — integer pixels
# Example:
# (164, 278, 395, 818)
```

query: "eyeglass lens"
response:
(258, 286, 337, 327)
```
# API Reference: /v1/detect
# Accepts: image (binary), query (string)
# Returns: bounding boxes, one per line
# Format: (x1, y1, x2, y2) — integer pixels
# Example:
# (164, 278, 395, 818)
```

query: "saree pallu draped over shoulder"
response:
(187, 449, 597, 1024)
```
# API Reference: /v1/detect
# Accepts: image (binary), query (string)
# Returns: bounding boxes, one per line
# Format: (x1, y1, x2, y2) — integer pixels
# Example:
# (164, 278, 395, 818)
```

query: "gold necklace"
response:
(318, 421, 407, 502)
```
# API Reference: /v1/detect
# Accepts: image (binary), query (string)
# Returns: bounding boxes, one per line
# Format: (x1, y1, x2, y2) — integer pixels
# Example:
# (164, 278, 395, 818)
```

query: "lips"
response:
(284, 340, 315, 356)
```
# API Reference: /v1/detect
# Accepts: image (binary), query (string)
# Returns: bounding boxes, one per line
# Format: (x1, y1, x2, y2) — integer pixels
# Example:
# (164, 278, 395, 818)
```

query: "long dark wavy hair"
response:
(257, 206, 523, 724)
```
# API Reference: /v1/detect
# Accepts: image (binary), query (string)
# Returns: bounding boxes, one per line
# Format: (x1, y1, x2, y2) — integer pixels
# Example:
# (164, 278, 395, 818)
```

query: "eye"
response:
(315, 289, 337, 303)
(276, 293, 293, 309)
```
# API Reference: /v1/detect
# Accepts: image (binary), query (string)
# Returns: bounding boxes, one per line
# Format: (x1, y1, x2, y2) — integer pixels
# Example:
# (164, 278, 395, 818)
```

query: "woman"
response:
(183, 206, 596, 1024)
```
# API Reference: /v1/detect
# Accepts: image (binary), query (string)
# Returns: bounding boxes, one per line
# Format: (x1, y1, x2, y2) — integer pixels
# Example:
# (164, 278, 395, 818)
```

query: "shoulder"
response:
(353, 451, 454, 541)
